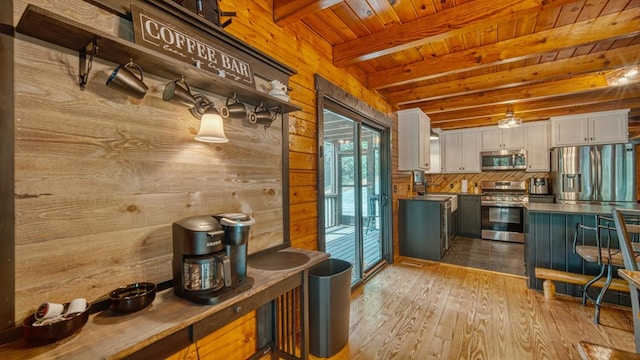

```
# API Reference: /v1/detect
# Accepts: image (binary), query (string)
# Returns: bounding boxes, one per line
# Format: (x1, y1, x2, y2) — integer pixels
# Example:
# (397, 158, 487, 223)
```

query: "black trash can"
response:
(308, 258, 352, 357)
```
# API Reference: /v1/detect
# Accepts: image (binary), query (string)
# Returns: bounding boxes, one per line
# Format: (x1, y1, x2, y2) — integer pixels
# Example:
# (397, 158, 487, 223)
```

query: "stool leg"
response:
(593, 264, 614, 324)
(583, 265, 606, 306)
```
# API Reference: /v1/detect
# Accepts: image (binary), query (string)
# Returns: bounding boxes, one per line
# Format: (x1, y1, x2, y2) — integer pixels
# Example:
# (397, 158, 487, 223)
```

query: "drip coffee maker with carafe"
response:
(172, 213, 255, 305)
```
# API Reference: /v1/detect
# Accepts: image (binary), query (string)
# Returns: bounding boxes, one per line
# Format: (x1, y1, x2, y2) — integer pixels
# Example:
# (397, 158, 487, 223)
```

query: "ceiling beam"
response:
(367, 7, 640, 89)
(427, 85, 640, 123)
(273, 0, 343, 27)
(333, 0, 579, 66)
(388, 44, 640, 105)
(432, 98, 640, 130)
(407, 72, 640, 113)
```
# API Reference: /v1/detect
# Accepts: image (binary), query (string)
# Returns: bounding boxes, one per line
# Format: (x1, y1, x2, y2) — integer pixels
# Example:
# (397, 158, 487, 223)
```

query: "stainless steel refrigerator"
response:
(551, 143, 637, 204)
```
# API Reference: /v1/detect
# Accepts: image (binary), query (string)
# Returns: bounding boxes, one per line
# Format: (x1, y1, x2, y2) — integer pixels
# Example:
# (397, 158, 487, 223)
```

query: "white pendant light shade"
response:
(195, 108, 228, 143)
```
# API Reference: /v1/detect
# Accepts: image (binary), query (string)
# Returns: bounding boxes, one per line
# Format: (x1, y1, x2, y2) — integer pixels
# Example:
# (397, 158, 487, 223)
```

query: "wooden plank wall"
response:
(8, 0, 394, 357)
(10, 0, 292, 323)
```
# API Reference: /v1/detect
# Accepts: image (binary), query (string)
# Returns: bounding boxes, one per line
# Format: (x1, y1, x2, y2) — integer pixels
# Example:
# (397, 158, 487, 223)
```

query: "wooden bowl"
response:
(109, 282, 156, 313)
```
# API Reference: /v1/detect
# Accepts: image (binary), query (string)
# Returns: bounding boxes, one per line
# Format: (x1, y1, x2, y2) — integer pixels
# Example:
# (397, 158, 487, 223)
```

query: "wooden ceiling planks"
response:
(272, 0, 640, 127)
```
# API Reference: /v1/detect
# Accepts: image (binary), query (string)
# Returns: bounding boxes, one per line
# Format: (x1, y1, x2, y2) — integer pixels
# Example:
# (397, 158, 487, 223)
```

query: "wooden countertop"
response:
(525, 202, 640, 215)
(619, 270, 640, 289)
(0, 248, 329, 359)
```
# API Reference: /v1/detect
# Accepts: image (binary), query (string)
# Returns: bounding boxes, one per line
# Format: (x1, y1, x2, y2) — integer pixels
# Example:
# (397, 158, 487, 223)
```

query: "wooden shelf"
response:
(16, 4, 301, 114)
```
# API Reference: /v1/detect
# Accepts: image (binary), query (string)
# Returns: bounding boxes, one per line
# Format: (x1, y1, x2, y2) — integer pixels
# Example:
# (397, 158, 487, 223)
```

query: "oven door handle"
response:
(481, 203, 524, 208)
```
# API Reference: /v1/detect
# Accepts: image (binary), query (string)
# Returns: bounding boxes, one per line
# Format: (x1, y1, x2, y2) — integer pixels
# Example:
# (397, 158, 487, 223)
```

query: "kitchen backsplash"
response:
(425, 171, 550, 194)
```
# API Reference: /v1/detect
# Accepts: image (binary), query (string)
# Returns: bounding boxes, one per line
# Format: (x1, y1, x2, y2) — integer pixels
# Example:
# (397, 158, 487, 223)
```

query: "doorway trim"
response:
(314, 75, 393, 268)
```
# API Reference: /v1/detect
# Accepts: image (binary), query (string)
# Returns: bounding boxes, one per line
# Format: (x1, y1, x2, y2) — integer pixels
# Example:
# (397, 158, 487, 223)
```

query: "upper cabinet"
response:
(523, 122, 550, 172)
(398, 108, 431, 171)
(481, 127, 524, 151)
(444, 130, 481, 173)
(426, 128, 444, 174)
(551, 109, 629, 147)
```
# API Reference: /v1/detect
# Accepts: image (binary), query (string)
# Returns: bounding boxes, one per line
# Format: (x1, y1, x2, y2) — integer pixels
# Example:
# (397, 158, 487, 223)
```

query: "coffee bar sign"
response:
(131, 5, 253, 86)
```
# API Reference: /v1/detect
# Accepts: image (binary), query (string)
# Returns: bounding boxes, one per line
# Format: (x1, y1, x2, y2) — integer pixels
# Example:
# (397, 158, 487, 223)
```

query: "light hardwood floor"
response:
(312, 259, 636, 360)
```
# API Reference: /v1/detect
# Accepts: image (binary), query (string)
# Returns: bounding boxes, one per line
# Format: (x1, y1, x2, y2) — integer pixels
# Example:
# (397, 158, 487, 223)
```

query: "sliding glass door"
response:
(321, 104, 388, 285)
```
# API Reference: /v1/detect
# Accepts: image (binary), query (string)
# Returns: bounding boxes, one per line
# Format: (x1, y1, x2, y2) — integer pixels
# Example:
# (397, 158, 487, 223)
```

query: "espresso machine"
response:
(172, 213, 255, 304)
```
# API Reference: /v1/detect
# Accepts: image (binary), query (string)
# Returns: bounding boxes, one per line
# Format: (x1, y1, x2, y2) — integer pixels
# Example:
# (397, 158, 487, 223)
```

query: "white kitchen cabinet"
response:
(524, 121, 550, 172)
(426, 128, 444, 173)
(481, 126, 524, 150)
(444, 130, 481, 173)
(551, 109, 628, 147)
(398, 108, 430, 171)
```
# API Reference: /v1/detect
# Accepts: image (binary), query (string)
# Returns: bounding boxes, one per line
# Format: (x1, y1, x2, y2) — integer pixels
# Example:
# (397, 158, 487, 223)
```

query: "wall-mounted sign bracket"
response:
(79, 37, 99, 90)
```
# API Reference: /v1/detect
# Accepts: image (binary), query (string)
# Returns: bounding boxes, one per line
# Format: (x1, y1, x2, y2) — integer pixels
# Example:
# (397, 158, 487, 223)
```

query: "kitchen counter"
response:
(525, 204, 638, 304)
(405, 194, 453, 201)
(525, 202, 640, 215)
(0, 248, 329, 359)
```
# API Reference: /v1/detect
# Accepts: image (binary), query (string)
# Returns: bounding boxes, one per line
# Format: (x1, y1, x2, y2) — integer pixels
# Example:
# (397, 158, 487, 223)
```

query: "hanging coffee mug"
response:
(106, 60, 148, 99)
(249, 105, 275, 127)
(163, 77, 195, 107)
(220, 95, 247, 119)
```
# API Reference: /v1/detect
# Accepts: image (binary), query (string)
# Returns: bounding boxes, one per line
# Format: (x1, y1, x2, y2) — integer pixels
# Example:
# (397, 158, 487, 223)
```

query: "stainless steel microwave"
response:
(481, 149, 527, 171)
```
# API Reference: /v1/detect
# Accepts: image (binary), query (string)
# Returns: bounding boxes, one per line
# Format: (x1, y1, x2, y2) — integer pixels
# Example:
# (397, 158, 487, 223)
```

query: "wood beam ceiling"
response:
(428, 85, 640, 123)
(272, 0, 640, 130)
(367, 7, 640, 89)
(431, 97, 640, 129)
(333, 0, 580, 66)
(273, 0, 343, 26)
(389, 44, 640, 106)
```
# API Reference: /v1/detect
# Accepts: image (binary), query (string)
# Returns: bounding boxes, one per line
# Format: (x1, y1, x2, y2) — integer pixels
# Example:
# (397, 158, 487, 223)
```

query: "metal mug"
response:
(249, 109, 274, 126)
(163, 77, 195, 107)
(106, 60, 148, 99)
(220, 96, 247, 119)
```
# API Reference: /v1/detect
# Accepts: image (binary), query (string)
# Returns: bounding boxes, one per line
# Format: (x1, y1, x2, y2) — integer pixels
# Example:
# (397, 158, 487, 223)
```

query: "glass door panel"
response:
(323, 111, 359, 282)
(322, 107, 387, 285)
(361, 125, 382, 271)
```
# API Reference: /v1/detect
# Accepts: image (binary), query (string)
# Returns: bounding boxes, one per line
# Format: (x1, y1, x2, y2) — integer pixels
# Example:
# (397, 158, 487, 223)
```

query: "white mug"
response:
(35, 302, 64, 320)
(66, 298, 87, 316)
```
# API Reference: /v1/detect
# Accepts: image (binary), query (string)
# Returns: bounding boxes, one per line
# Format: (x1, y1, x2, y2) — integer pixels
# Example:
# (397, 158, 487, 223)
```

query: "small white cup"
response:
(35, 302, 64, 320)
(66, 298, 87, 316)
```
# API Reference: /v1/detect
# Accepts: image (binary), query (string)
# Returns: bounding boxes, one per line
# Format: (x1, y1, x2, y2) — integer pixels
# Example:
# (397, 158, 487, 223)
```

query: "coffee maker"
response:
(172, 213, 255, 305)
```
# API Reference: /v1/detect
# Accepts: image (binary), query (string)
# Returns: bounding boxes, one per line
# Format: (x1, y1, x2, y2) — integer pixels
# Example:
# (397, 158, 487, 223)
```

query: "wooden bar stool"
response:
(573, 215, 623, 324)
(613, 209, 640, 354)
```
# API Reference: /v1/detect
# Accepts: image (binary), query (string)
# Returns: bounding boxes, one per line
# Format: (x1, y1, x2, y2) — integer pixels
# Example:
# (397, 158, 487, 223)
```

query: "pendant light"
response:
(498, 104, 522, 129)
(606, 65, 640, 86)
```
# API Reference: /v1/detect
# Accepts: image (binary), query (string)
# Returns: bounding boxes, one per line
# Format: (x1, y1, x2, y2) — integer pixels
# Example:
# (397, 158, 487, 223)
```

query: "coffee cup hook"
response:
(124, 59, 144, 82)
(225, 92, 238, 106)
(79, 38, 99, 90)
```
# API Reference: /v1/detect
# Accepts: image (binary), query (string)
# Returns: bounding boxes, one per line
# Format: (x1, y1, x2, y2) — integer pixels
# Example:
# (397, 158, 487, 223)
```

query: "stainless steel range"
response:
(480, 181, 528, 243)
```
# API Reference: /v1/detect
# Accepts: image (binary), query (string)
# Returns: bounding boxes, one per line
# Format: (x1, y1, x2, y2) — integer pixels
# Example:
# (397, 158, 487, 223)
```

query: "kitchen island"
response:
(0, 248, 329, 360)
(399, 195, 454, 261)
(525, 202, 640, 304)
